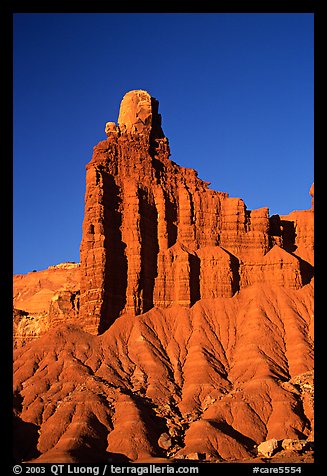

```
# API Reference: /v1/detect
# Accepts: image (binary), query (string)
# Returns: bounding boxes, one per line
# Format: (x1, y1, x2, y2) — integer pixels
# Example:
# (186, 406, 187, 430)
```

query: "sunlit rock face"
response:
(79, 90, 313, 335)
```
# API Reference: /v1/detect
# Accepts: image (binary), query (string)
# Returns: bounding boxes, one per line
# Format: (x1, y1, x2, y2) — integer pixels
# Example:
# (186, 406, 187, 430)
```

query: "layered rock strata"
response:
(13, 263, 80, 347)
(79, 90, 314, 334)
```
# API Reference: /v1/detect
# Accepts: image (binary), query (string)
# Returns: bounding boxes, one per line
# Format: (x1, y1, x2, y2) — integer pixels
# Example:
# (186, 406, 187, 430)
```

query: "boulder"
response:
(158, 433, 172, 450)
(281, 439, 308, 451)
(257, 439, 279, 457)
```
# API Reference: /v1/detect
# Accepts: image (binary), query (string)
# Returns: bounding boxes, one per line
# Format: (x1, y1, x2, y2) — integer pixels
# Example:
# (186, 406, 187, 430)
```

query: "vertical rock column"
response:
(138, 187, 159, 313)
(121, 182, 160, 315)
(80, 161, 129, 334)
(80, 90, 165, 331)
(120, 181, 142, 315)
(177, 184, 196, 247)
(246, 208, 270, 257)
(192, 190, 223, 248)
(153, 244, 197, 307)
(154, 185, 169, 250)
(79, 165, 107, 334)
(219, 197, 247, 257)
(196, 246, 234, 298)
(116, 91, 162, 316)
(100, 172, 127, 332)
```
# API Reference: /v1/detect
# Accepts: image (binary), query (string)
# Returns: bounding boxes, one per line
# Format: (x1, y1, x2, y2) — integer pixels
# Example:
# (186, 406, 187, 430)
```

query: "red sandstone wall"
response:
(79, 90, 314, 334)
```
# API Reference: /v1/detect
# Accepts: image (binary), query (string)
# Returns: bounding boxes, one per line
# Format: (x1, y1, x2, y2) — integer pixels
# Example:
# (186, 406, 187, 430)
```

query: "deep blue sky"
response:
(13, 13, 314, 275)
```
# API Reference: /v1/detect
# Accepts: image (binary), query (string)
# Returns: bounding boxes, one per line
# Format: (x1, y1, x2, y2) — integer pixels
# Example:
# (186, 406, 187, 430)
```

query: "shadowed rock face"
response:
(13, 90, 314, 463)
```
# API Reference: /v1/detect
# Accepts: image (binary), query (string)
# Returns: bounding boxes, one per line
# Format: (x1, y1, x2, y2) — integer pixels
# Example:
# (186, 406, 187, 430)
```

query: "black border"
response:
(2, 1, 322, 474)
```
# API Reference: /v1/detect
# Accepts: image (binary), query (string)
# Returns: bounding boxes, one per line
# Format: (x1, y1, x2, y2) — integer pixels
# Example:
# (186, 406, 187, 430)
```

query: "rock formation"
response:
(79, 89, 314, 335)
(13, 263, 80, 347)
(13, 90, 314, 464)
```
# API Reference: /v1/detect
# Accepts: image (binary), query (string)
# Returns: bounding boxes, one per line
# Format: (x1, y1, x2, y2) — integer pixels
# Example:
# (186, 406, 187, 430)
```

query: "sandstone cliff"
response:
(79, 90, 313, 335)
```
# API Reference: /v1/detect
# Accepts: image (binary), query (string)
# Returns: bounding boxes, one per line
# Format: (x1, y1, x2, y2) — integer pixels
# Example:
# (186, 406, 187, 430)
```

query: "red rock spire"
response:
(79, 90, 314, 335)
